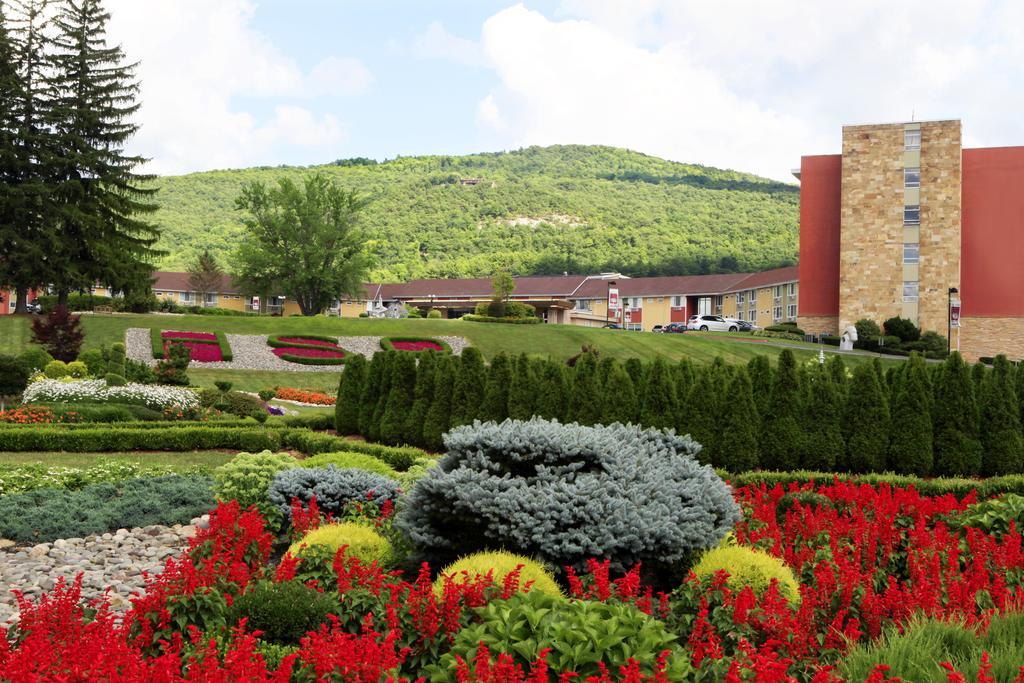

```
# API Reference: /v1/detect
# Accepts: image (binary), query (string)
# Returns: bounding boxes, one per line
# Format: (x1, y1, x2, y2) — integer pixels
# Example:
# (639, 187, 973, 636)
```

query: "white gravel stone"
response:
(125, 328, 469, 373)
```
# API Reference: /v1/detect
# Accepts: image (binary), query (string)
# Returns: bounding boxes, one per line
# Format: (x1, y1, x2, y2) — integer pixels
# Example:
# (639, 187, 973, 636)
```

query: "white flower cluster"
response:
(21, 379, 200, 411)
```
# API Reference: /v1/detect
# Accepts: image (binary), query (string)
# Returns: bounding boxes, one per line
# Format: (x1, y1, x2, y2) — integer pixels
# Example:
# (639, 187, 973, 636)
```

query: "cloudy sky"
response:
(105, 0, 1024, 181)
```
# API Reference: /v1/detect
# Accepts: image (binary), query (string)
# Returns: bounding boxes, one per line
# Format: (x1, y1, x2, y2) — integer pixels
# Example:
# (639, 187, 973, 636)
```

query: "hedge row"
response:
(0, 426, 283, 452)
(0, 418, 273, 431)
(723, 469, 1024, 499)
(151, 328, 233, 361)
(460, 314, 540, 324)
(266, 334, 339, 349)
(275, 352, 347, 366)
(379, 336, 452, 354)
(281, 430, 424, 471)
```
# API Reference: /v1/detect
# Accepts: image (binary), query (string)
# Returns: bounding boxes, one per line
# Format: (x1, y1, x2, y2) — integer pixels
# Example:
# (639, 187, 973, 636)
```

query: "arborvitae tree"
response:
(1017, 362, 1024, 430)
(747, 355, 773, 419)
(599, 361, 637, 425)
(533, 358, 568, 421)
(379, 352, 417, 445)
(719, 366, 759, 472)
(45, 0, 159, 303)
(507, 353, 536, 420)
(638, 357, 678, 430)
(624, 357, 645, 386)
(357, 351, 385, 437)
(335, 353, 367, 435)
(450, 347, 486, 427)
(827, 355, 848, 396)
(760, 350, 803, 471)
(596, 356, 616, 391)
(933, 352, 982, 476)
(888, 354, 933, 476)
(422, 354, 455, 452)
(479, 352, 512, 423)
(567, 351, 602, 425)
(673, 358, 695, 413)
(402, 351, 437, 447)
(979, 355, 1024, 476)
(972, 361, 987, 390)
(368, 351, 396, 442)
(0, 6, 21, 280)
(800, 365, 843, 472)
(842, 363, 890, 473)
(683, 362, 724, 465)
(187, 249, 224, 304)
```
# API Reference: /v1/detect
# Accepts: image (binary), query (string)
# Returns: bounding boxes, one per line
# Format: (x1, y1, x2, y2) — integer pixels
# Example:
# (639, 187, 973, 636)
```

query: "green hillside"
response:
(151, 145, 799, 281)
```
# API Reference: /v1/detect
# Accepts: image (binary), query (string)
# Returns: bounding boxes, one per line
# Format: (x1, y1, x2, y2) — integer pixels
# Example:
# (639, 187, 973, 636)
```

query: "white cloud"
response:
(475, 1, 1024, 180)
(412, 20, 484, 67)
(105, 0, 366, 175)
(476, 93, 506, 131)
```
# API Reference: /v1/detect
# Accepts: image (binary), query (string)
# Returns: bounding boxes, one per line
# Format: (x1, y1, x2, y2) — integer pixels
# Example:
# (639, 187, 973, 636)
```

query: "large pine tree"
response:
(334, 353, 366, 435)
(843, 363, 890, 473)
(979, 355, 1024, 476)
(800, 364, 843, 472)
(888, 354, 933, 476)
(357, 351, 386, 438)
(479, 352, 512, 423)
(567, 351, 602, 425)
(747, 354, 773, 419)
(599, 360, 637, 425)
(760, 350, 803, 471)
(402, 350, 437, 447)
(933, 352, 982, 476)
(450, 347, 486, 427)
(638, 357, 677, 430)
(422, 354, 455, 452)
(379, 352, 417, 446)
(507, 352, 536, 420)
(719, 365, 759, 472)
(45, 0, 158, 303)
(684, 361, 725, 465)
(533, 358, 568, 421)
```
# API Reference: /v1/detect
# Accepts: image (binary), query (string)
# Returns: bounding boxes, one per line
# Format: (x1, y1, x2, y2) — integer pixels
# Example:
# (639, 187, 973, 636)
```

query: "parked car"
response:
(687, 315, 739, 332)
(651, 325, 664, 333)
(662, 322, 687, 334)
(602, 322, 622, 329)
(735, 320, 759, 332)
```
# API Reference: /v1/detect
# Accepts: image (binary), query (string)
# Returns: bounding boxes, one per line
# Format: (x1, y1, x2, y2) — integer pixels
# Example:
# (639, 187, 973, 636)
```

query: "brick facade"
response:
(958, 317, 1024, 363)
(917, 121, 961, 334)
(798, 315, 839, 335)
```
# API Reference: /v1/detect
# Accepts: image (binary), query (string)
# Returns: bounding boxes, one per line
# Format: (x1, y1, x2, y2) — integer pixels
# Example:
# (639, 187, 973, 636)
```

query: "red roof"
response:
(729, 265, 800, 291)
(153, 271, 242, 294)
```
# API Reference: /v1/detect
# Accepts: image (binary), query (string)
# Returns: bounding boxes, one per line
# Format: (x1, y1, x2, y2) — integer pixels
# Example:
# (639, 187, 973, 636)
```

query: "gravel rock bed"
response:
(0, 515, 209, 626)
(125, 329, 469, 372)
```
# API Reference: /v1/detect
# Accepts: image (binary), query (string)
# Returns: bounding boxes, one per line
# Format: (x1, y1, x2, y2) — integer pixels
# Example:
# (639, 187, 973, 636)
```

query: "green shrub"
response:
(765, 324, 805, 336)
(761, 349, 803, 471)
(258, 389, 276, 401)
(690, 545, 801, 605)
(281, 430, 425, 470)
(156, 342, 190, 386)
(429, 592, 689, 680)
(838, 612, 1024, 682)
(435, 550, 562, 598)
(398, 419, 739, 576)
(302, 451, 398, 479)
(461, 314, 540, 324)
(0, 475, 214, 543)
(76, 350, 107, 377)
(426, 309, 442, 319)
(44, 360, 69, 378)
(227, 580, 340, 645)
(393, 457, 438, 490)
(0, 458, 181, 495)
(269, 466, 401, 520)
(214, 380, 233, 393)
(724, 469, 1024, 499)
(378, 336, 452, 354)
(883, 316, 921, 343)
(288, 522, 392, 565)
(254, 642, 298, 672)
(0, 355, 30, 404)
(18, 346, 54, 373)
(0, 426, 282, 453)
(64, 361, 88, 378)
(950, 493, 1024, 538)
(104, 373, 127, 387)
(212, 451, 299, 521)
(855, 318, 881, 340)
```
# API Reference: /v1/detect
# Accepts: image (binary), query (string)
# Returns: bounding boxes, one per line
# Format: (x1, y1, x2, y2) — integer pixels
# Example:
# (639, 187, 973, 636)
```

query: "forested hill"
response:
(151, 145, 799, 281)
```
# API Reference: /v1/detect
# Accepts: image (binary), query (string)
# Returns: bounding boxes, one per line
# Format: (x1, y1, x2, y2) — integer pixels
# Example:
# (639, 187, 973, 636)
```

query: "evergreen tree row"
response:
(335, 348, 1024, 477)
(0, 0, 156, 310)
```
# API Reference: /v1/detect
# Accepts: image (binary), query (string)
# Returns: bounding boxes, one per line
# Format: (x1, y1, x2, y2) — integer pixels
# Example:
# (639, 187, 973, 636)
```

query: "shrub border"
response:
(461, 314, 541, 324)
(723, 469, 1024, 499)
(266, 334, 340, 350)
(151, 329, 233, 362)
(379, 336, 452, 354)
(274, 351, 347, 366)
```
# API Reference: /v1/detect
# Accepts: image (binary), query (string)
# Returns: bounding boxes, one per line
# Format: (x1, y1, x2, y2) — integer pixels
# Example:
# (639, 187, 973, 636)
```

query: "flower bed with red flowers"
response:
(162, 331, 217, 342)
(4, 482, 1024, 681)
(167, 340, 224, 363)
(0, 405, 79, 424)
(265, 334, 348, 365)
(380, 336, 451, 354)
(151, 328, 234, 362)
(273, 387, 335, 405)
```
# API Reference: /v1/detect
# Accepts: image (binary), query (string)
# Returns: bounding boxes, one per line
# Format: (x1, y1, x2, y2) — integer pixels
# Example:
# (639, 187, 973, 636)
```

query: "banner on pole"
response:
(608, 288, 619, 310)
(950, 299, 961, 329)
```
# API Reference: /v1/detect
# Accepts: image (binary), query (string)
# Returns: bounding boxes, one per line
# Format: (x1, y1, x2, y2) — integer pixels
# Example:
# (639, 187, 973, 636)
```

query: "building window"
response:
(903, 243, 920, 264)
(697, 297, 711, 315)
(905, 129, 921, 150)
(748, 289, 757, 304)
(904, 205, 920, 225)
(903, 281, 919, 302)
(714, 295, 723, 314)
(904, 167, 921, 188)
(670, 295, 683, 308)
(773, 305, 783, 322)
(628, 297, 642, 309)
(773, 285, 782, 300)
(787, 283, 796, 296)
(787, 303, 797, 319)
(737, 291, 745, 304)
(573, 299, 591, 312)
(748, 309, 757, 323)
(204, 292, 218, 306)
(179, 292, 195, 305)
(627, 323, 642, 331)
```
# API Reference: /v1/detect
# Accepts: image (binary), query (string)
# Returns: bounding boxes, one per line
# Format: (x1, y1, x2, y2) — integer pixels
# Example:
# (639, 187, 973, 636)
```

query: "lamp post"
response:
(948, 287, 959, 355)
(606, 280, 616, 327)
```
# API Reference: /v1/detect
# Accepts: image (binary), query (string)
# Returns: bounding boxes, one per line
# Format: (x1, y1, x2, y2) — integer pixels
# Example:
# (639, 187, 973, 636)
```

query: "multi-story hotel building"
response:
(797, 119, 1024, 361)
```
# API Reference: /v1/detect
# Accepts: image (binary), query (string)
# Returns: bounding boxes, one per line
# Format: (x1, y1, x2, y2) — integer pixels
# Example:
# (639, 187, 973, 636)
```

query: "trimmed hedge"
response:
(274, 352, 346, 366)
(150, 327, 165, 358)
(723, 469, 1024, 499)
(151, 329, 233, 361)
(378, 336, 452, 354)
(0, 426, 283, 452)
(280, 412, 336, 430)
(0, 418, 270, 430)
(461, 314, 541, 324)
(281, 430, 425, 470)
(266, 333, 340, 349)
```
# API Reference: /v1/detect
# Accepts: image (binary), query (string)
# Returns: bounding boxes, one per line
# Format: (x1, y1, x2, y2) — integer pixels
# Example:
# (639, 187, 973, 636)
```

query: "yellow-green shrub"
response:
(302, 451, 398, 479)
(434, 550, 562, 598)
(691, 545, 800, 605)
(44, 360, 69, 379)
(65, 361, 89, 378)
(288, 522, 392, 565)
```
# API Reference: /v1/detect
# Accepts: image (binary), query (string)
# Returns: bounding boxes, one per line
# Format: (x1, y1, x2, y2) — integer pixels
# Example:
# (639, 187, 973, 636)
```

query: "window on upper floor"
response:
(773, 305, 783, 321)
(904, 243, 920, 264)
(773, 285, 782, 299)
(904, 205, 920, 225)
(905, 167, 920, 188)
(748, 289, 757, 303)
(737, 291, 745, 304)
(903, 281, 919, 302)
(670, 295, 683, 308)
(787, 303, 797, 319)
(787, 283, 796, 296)
(905, 129, 921, 150)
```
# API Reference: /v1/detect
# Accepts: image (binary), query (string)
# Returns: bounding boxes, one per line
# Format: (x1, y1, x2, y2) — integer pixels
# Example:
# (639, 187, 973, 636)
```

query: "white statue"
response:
(839, 324, 858, 351)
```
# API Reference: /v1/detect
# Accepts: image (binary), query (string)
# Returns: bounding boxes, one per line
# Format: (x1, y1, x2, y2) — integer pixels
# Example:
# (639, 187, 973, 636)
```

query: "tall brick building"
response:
(797, 119, 1024, 361)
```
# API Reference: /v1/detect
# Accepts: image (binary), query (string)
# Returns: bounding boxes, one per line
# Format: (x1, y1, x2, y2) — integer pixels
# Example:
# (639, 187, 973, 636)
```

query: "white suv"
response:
(687, 314, 739, 332)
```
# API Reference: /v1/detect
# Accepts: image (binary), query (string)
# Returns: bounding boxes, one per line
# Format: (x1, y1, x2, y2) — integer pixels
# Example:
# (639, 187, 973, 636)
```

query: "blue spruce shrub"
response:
(397, 418, 740, 575)
(268, 466, 401, 520)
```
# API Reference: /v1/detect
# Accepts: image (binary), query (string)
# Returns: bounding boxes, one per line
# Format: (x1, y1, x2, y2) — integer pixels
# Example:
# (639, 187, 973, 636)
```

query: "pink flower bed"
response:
(161, 331, 216, 341)
(276, 336, 337, 347)
(272, 346, 345, 359)
(392, 340, 445, 352)
(166, 341, 223, 362)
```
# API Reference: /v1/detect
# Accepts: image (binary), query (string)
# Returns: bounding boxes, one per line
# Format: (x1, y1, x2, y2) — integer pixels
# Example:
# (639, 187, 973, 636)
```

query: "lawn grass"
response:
(190, 368, 342, 393)
(1, 312, 900, 368)
(0, 450, 237, 470)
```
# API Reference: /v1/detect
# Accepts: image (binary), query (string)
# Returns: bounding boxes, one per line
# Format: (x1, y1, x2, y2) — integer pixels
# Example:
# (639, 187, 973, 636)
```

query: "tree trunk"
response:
(14, 288, 28, 314)
(57, 289, 69, 308)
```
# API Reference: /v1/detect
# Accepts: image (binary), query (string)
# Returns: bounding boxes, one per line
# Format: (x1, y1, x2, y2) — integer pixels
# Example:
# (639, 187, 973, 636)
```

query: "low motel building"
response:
(796, 119, 1024, 361)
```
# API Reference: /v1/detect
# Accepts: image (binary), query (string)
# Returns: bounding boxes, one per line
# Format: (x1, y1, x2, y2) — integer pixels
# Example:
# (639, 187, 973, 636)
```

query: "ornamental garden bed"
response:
(379, 336, 451, 353)
(151, 329, 233, 362)
(266, 334, 347, 365)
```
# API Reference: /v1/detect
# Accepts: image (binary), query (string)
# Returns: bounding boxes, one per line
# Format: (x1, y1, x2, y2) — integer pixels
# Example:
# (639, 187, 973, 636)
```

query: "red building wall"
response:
(797, 155, 842, 317)
(961, 147, 1024, 317)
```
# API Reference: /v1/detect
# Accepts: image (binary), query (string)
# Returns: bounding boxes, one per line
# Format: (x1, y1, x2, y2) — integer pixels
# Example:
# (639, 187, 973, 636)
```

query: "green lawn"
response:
(190, 368, 342, 393)
(1, 313, 898, 369)
(0, 450, 237, 470)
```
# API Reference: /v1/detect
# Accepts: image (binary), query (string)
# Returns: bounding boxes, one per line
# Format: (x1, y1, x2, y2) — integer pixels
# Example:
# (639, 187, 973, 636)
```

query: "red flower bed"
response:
(166, 340, 223, 362)
(274, 387, 335, 405)
(272, 346, 345, 359)
(276, 336, 338, 347)
(391, 340, 445, 352)
(161, 331, 217, 341)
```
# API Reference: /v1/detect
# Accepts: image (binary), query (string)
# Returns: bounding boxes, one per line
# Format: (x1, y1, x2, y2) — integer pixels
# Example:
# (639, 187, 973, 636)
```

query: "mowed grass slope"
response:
(0, 312, 892, 376)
